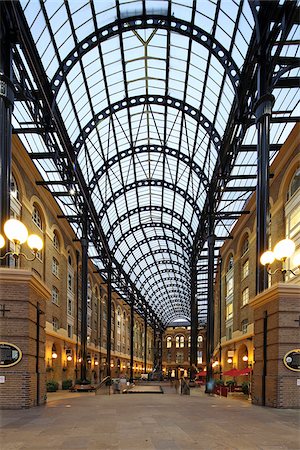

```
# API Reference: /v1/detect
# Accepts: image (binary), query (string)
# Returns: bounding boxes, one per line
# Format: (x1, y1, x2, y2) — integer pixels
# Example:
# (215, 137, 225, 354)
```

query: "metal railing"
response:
(95, 376, 111, 395)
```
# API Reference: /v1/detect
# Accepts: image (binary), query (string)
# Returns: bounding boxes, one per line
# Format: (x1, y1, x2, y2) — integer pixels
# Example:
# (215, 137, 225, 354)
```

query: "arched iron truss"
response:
(98, 179, 201, 221)
(89, 144, 209, 191)
(119, 236, 191, 268)
(74, 95, 221, 155)
(127, 249, 190, 277)
(111, 222, 192, 256)
(50, 16, 241, 99)
(106, 205, 196, 243)
(4, 0, 299, 342)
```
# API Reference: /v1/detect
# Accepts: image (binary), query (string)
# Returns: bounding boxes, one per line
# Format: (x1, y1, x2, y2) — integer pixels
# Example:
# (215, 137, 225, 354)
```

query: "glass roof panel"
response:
(12, 0, 299, 326)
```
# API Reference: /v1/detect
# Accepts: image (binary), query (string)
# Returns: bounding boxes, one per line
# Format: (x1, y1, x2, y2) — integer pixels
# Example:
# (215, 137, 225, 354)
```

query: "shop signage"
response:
(0, 342, 22, 367)
(283, 349, 300, 372)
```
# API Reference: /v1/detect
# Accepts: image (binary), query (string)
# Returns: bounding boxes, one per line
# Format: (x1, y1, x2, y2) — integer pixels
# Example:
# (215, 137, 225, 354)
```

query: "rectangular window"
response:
(197, 351, 203, 365)
(52, 257, 59, 277)
(175, 352, 184, 364)
(226, 302, 233, 320)
(68, 273, 73, 292)
(52, 317, 59, 332)
(67, 298, 73, 316)
(67, 324, 72, 338)
(52, 286, 59, 305)
(242, 287, 249, 306)
(241, 320, 248, 334)
(226, 326, 232, 340)
(226, 277, 233, 296)
(242, 260, 249, 279)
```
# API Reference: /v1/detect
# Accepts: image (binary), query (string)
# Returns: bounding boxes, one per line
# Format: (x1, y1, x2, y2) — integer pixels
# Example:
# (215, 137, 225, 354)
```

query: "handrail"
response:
(94, 376, 111, 394)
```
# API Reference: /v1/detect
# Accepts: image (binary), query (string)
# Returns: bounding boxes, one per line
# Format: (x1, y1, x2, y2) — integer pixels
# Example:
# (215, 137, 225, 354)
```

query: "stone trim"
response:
(250, 283, 300, 309)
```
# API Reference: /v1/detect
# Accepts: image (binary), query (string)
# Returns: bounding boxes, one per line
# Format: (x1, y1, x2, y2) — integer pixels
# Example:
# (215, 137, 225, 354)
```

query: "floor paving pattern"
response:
(0, 386, 299, 450)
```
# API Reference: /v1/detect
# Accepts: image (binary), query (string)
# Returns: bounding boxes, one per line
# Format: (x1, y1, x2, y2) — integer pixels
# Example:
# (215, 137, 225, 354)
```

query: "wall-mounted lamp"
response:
(242, 355, 248, 362)
(227, 358, 233, 364)
(212, 361, 219, 368)
(261, 239, 300, 276)
(66, 349, 72, 362)
(52, 344, 58, 359)
(94, 360, 99, 366)
(0, 219, 43, 262)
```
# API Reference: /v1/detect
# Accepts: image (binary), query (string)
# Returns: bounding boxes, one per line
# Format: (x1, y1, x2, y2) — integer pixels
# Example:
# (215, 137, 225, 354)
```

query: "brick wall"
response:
(0, 269, 50, 409)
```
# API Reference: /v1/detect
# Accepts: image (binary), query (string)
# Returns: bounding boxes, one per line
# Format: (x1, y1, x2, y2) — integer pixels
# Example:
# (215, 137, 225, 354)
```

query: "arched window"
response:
(176, 335, 184, 348)
(226, 255, 234, 298)
(166, 336, 172, 348)
(241, 235, 249, 256)
(288, 167, 300, 200)
(227, 255, 233, 272)
(197, 335, 203, 347)
(285, 168, 300, 279)
(11, 175, 19, 200)
(53, 231, 60, 251)
(32, 204, 43, 230)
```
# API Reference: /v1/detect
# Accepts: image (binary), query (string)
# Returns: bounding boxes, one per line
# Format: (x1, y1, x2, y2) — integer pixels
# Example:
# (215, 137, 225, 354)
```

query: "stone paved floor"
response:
(0, 386, 299, 450)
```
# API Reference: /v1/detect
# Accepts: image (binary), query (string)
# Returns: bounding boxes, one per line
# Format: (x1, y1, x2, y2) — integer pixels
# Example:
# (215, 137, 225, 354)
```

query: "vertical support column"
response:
(144, 314, 147, 374)
(0, 6, 14, 262)
(255, 93, 274, 294)
(106, 261, 112, 379)
(80, 213, 88, 382)
(153, 325, 157, 370)
(190, 255, 198, 380)
(130, 296, 134, 383)
(218, 257, 223, 380)
(206, 198, 215, 393)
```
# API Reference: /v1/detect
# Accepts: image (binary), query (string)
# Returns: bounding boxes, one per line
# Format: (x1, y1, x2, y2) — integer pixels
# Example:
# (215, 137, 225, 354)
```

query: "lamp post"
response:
(0, 218, 43, 262)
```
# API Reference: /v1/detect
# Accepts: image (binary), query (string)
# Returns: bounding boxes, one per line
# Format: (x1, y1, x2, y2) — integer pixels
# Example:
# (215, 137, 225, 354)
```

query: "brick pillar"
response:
(0, 269, 50, 409)
(250, 283, 300, 408)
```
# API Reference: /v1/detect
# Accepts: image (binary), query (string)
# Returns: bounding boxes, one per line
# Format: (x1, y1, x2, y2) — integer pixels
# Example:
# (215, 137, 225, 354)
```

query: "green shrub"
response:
(225, 380, 235, 387)
(214, 379, 224, 386)
(62, 379, 73, 390)
(241, 381, 250, 395)
(46, 381, 59, 392)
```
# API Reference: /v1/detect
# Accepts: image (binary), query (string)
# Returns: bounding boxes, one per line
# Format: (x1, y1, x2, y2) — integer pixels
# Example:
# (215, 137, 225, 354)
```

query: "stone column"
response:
(250, 283, 300, 408)
(0, 269, 50, 409)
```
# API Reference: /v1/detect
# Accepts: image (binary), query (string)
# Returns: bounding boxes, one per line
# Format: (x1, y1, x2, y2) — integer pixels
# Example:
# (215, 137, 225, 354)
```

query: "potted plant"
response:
(226, 380, 236, 392)
(62, 379, 73, 390)
(241, 381, 250, 395)
(46, 380, 59, 392)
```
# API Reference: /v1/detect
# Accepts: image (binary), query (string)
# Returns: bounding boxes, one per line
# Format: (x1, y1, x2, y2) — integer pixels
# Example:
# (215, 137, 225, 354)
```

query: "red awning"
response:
(223, 367, 252, 376)
(196, 371, 207, 377)
(239, 367, 252, 375)
(223, 368, 242, 376)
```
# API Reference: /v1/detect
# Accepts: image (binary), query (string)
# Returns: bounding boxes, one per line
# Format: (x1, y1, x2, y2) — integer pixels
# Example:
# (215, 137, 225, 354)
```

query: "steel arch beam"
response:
(119, 235, 191, 267)
(131, 264, 190, 284)
(111, 222, 192, 255)
(129, 259, 190, 281)
(141, 271, 190, 293)
(74, 94, 221, 155)
(127, 249, 190, 277)
(148, 284, 190, 301)
(99, 178, 201, 221)
(89, 144, 209, 191)
(50, 15, 240, 99)
(106, 205, 196, 243)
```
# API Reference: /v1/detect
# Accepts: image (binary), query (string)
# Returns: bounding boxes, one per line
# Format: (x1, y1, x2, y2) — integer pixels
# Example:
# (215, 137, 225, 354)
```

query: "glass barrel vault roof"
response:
(11, 0, 300, 326)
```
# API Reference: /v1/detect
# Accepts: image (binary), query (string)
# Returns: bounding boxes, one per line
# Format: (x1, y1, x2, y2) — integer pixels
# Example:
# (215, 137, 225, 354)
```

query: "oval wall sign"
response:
(0, 342, 23, 367)
(283, 349, 300, 372)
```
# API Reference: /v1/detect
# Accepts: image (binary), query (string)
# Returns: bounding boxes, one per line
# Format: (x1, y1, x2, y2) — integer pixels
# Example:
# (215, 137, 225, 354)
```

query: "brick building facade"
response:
(212, 124, 300, 393)
(5, 135, 154, 388)
(162, 325, 206, 378)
